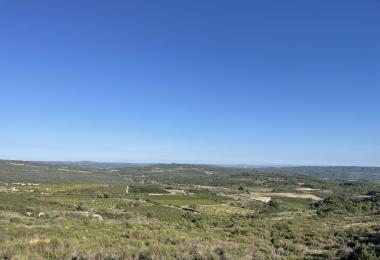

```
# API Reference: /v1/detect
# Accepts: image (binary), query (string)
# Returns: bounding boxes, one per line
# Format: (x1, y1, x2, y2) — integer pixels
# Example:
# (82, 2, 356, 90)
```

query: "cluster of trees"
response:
(313, 191, 380, 216)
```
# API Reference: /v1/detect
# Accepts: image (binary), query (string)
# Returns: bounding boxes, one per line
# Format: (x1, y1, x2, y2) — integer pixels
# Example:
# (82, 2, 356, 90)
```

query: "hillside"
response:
(0, 159, 379, 259)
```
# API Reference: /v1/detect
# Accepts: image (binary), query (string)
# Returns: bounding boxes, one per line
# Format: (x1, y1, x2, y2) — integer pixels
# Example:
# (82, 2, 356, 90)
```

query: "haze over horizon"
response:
(1, 158, 380, 169)
(1, 1, 379, 166)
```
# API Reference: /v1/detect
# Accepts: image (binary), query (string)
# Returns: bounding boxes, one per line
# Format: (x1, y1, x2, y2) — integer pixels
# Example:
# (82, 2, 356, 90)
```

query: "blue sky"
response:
(1, 1, 379, 166)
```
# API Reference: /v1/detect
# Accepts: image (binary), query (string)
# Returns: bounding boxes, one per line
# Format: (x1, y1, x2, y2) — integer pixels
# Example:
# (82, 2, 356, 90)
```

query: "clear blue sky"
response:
(1, 1, 379, 166)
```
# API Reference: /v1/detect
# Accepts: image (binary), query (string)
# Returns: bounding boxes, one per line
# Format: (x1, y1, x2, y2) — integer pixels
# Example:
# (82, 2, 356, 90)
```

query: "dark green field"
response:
(0, 160, 379, 259)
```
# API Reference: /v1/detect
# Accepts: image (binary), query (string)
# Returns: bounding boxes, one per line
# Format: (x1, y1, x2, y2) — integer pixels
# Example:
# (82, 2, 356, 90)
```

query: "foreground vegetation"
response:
(0, 160, 379, 259)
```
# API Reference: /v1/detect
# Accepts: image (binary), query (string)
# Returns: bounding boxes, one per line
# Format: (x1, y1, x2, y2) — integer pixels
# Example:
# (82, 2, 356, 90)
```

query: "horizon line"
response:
(1, 158, 379, 168)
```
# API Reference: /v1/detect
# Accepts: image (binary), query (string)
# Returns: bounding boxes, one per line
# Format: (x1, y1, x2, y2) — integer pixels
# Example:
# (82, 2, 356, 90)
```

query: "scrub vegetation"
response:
(0, 160, 379, 259)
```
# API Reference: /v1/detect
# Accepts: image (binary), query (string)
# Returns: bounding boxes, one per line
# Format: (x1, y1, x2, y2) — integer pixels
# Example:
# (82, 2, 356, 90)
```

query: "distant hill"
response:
(256, 166, 380, 181)
(1, 159, 379, 184)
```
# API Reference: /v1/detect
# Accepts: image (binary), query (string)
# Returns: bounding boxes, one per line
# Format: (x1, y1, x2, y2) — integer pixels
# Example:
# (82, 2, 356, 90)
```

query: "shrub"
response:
(269, 199, 280, 209)
(346, 244, 378, 260)
(95, 192, 111, 198)
(146, 211, 155, 219)
(188, 204, 199, 211)
(76, 203, 86, 211)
